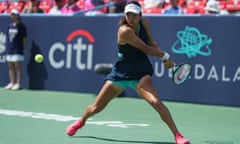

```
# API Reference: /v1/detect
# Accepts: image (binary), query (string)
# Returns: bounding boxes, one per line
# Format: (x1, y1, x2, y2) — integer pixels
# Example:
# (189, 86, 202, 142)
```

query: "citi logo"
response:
(49, 29, 95, 70)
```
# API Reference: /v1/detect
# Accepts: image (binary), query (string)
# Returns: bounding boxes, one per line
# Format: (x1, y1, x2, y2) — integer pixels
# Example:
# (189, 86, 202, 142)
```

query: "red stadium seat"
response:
(186, 0, 206, 14)
(178, 0, 187, 7)
(7, 1, 26, 13)
(143, 7, 162, 14)
(0, 2, 7, 13)
(218, 0, 227, 9)
(39, 1, 51, 13)
(226, 0, 240, 11)
(76, 0, 85, 9)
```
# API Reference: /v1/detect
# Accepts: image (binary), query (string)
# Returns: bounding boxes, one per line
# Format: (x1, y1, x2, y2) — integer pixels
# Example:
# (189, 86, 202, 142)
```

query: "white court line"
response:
(0, 109, 149, 128)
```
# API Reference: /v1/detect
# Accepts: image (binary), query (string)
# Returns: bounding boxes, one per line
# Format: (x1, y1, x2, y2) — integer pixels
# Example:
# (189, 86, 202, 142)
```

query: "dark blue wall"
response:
(0, 15, 239, 106)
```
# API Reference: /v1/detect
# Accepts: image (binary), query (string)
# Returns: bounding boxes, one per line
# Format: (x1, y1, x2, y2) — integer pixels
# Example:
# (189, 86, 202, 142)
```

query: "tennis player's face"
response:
(125, 12, 140, 27)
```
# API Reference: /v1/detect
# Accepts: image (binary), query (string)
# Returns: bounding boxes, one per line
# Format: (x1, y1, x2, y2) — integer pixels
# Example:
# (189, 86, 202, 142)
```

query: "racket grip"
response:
(170, 63, 176, 68)
(170, 64, 178, 72)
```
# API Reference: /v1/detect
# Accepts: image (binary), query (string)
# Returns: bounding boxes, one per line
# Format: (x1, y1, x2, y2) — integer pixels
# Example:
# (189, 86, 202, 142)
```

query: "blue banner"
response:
(0, 15, 239, 106)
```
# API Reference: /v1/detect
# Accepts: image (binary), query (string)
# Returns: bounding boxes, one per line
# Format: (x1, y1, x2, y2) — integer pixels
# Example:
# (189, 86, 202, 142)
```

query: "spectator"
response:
(83, 0, 106, 15)
(108, 0, 127, 13)
(48, 0, 65, 14)
(61, 0, 80, 14)
(83, 0, 95, 11)
(143, 0, 164, 9)
(4, 9, 27, 90)
(23, 0, 44, 13)
(205, 0, 220, 14)
(163, 0, 184, 14)
(205, 0, 229, 14)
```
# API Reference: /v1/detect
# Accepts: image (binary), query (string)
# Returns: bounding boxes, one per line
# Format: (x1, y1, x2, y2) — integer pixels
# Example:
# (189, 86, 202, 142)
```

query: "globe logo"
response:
(172, 26, 212, 58)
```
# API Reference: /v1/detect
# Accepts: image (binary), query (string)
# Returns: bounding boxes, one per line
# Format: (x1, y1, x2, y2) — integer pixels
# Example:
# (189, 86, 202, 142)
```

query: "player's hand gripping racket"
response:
(170, 63, 192, 85)
(161, 52, 192, 85)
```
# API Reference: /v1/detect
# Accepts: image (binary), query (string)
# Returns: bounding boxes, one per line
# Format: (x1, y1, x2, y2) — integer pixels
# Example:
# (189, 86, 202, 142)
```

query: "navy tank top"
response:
(105, 21, 153, 81)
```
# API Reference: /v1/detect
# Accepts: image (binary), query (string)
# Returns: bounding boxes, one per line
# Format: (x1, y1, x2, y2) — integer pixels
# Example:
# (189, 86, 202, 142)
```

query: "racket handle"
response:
(171, 63, 178, 71)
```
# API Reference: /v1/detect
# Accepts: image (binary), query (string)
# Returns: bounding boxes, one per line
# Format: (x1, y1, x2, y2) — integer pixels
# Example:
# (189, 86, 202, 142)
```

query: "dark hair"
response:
(118, 0, 142, 26)
(126, 0, 141, 8)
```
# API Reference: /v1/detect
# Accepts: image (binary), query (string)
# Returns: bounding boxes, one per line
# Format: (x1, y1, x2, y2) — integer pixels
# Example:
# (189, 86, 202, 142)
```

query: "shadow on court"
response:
(74, 136, 174, 144)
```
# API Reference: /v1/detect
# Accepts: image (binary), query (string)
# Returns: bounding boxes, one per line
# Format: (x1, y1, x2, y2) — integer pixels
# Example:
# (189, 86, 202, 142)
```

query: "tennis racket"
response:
(170, 63, 192, 85)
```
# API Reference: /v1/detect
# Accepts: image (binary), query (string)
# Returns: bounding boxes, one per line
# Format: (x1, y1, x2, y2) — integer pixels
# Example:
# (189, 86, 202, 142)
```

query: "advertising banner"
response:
(0, 15, 239, 106)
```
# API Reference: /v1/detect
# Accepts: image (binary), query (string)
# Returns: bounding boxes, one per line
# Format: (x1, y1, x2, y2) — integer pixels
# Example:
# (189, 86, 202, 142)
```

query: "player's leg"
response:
(136, 75, 189, 144)
(11, 61, 22, 90)
(4, 62, 15, 89)
(81, 80, 124, 124)
(66, 80, 124, 136)
(8, 62, 15, 84)
(137, 75, 179, 134)
(14, 61, 22, 85)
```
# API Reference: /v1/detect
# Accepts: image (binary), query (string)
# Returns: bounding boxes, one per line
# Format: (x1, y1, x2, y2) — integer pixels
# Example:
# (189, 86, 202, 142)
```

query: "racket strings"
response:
(172, 64, 192, 85)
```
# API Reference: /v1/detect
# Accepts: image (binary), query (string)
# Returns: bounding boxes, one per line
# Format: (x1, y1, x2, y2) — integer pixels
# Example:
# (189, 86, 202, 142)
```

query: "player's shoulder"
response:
(119, 24, 134, 34)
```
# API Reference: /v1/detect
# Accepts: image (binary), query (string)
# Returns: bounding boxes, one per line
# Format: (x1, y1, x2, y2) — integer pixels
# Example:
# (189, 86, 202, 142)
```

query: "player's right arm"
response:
(118, 24, 165, 58)
(118, 22, 173, 68)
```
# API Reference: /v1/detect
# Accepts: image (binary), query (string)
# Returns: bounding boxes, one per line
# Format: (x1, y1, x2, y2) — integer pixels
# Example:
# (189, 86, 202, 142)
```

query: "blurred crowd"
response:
(0, 0, 240, 15)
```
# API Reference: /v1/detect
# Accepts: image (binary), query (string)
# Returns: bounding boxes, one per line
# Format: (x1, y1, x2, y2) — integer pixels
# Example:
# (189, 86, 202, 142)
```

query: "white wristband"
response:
(161, 52, 170, 61)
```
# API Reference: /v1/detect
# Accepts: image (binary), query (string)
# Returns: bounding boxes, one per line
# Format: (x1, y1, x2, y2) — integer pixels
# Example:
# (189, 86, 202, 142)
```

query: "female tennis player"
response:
(66, 1, 190, 143)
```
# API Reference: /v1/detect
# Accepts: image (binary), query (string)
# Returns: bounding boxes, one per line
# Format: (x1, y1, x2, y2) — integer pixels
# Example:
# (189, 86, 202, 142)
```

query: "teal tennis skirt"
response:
(109, 80, 138, 90)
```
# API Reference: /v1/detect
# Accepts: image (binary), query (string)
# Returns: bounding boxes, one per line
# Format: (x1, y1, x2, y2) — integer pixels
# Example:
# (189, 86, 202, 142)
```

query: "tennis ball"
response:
(34, 54, 44, 63)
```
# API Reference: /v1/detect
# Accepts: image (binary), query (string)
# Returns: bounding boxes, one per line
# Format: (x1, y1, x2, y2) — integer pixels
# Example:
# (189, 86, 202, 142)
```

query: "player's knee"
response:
(87, 104, 102, 114)
(149, 99, 165, 110)
(149, 98, 160, 106)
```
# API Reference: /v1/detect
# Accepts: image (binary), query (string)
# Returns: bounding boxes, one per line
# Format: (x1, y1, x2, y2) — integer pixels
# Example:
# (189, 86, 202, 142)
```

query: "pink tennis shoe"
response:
(66, 120, 190, 144)
(175, 133, 190, 144)
(66, 119, 84, 136)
